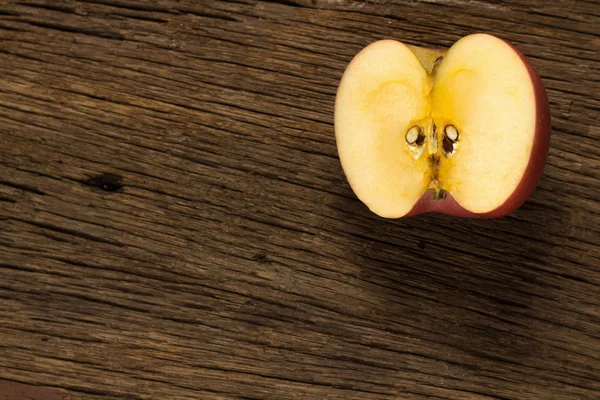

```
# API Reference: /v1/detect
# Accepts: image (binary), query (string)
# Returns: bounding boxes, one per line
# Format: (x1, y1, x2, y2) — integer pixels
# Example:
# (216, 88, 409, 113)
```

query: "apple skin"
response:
(405, 37, 551, 218)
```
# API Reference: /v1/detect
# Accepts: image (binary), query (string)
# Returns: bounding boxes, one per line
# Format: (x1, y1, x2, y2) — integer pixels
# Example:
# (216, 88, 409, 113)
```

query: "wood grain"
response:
(0, 0, 599, 399)
(0, 380, 64, 400)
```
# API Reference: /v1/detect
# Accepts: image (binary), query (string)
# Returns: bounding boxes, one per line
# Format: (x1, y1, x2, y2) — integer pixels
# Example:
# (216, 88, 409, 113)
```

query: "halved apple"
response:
(334, 34, 550, 218)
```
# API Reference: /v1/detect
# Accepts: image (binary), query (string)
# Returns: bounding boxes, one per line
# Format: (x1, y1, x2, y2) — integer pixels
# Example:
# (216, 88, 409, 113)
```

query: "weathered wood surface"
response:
(0, 0, 599, 399)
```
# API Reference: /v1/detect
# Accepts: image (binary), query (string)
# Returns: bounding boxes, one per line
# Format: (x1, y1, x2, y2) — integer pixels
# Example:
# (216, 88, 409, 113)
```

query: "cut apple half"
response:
(335, 34, 551, 218)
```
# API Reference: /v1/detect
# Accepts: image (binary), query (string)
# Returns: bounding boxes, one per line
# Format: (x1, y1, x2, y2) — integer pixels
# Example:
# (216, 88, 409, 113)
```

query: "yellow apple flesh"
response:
(334, 34, 551, 218)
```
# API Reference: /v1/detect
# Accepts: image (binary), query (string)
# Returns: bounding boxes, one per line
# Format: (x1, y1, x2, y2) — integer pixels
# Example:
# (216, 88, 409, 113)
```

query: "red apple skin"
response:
(405, 37, 551, 218)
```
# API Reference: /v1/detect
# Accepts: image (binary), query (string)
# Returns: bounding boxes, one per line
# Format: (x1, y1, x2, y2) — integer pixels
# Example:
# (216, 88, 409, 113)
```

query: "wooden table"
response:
(1, 1, 599, 399)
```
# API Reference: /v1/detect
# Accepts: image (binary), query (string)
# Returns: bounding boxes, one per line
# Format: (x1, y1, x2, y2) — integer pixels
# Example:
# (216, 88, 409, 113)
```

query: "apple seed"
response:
(415, 132, 426, 146)
(442, 135, 454, 155)
(405, 126, 422, 145)
(444, 125, 459, 142)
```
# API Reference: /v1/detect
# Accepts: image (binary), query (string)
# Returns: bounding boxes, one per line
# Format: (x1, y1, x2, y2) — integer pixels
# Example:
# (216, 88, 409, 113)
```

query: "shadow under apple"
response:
(327, 172, 570, 380)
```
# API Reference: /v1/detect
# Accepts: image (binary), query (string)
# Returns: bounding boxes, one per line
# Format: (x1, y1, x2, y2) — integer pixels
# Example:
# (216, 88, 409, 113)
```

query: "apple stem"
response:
(432, 55, 444, 76)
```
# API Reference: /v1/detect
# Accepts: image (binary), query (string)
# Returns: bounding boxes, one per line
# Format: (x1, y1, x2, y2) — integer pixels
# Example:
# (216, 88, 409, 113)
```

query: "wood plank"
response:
(1, 1, 599, 399)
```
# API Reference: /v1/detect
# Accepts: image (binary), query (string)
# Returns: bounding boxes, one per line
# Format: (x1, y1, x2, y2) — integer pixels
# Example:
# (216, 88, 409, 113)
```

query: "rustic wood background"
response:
(1, 0, 599, 399)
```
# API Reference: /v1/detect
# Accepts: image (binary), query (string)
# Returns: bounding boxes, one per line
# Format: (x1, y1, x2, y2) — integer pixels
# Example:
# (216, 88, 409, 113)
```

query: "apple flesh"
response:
(334, 34, 550, 218)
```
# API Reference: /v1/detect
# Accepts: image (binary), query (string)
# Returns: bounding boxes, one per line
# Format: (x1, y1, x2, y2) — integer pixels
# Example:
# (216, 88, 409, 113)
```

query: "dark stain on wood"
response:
(83, 173, 124, 193)
(0, 0, 599, 399)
